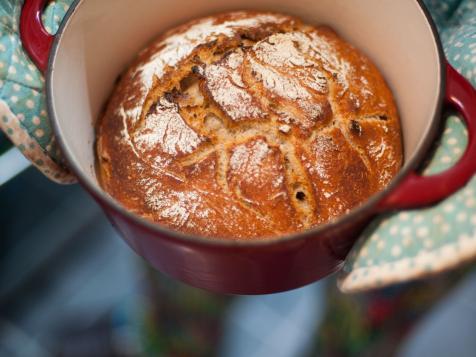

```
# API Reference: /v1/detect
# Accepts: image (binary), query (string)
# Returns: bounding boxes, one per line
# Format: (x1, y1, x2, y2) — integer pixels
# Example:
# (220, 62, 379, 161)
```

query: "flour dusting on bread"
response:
(133, 98, 202, 155)
(119, 12, 291, 122)
(205, 51, 264, 121)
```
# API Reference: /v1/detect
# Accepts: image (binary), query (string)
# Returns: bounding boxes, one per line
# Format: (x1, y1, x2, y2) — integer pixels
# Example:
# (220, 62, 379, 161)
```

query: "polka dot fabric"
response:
(0, 0, 75, 183)
(339, 0, 476, 294)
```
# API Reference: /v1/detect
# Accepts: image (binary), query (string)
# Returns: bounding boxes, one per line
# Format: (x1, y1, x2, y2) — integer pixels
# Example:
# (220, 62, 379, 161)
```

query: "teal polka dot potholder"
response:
(339, 0, 476, 293)
(0, 0, 75, 183)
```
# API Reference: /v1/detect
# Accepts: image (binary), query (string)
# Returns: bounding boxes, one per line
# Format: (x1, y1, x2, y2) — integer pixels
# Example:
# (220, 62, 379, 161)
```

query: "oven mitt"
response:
(339, 0, 476, 293)
(0, 0, 75, 183)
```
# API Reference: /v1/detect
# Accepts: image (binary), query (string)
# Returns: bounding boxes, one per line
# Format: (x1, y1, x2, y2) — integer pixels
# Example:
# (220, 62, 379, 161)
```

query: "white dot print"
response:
(466, 197, 475, 208)
(442, 224, 450, 233)
(413, 215, 424, 223)
(389, 225, 399, 235)
(443, 204, 455, 213)
(441, 155, 452, 164)
(447, 137, 457, 146)
(400, 212, 410, 221)
(391, 245, 401, 257)
(26, 100, 34, 109)
(417, 227, 429, 238)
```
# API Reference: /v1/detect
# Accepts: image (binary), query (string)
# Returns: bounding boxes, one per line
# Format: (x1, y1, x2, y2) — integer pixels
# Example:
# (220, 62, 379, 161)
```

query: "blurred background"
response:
(1, 131, 476, 357)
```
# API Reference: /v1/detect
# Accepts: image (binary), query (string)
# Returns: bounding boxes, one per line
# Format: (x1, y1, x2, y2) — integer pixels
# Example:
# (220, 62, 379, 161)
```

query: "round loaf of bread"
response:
(97, 11, 402, 240)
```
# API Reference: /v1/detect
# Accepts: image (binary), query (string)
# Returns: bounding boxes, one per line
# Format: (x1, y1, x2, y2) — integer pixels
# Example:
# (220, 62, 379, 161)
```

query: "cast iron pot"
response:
(20, 0, 476, 294)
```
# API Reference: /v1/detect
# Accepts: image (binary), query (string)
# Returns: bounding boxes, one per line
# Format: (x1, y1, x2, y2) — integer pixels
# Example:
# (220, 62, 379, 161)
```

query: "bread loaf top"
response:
(97, 11, 402, 240)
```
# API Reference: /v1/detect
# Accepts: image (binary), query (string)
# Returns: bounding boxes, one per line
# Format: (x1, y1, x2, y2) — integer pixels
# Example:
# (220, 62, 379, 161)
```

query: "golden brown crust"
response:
(96, 11, 403, 240)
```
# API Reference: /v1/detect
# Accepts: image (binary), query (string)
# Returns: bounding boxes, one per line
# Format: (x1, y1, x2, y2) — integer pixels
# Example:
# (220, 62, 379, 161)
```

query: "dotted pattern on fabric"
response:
(0, 0, 75, 183)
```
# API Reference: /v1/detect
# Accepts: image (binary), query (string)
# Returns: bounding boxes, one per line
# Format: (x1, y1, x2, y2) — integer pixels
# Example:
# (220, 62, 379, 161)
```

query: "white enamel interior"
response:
(50, 0, 442, 188)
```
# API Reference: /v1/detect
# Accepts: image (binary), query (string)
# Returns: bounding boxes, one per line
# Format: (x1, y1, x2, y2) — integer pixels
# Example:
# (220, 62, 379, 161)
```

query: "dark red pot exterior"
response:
(100, 198, 371, 294)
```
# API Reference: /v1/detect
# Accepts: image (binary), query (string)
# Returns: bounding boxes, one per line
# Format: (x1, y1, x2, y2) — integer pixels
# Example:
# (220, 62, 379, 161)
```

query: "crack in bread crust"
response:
(97, 11, 403, 240)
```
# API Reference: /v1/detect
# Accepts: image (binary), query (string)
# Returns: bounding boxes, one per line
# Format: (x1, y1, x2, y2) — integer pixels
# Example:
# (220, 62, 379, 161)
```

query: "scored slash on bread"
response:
(97, 11, 402, 240)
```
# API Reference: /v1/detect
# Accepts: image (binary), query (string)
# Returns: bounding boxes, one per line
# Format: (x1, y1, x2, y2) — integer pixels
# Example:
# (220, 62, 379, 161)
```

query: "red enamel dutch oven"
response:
(20, 0, 476, 294)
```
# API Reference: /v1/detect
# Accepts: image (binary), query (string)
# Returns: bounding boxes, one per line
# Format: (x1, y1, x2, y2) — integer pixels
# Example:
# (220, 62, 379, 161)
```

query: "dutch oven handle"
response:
(378, 63, 476, 211)
(20, 0, 54, 74)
